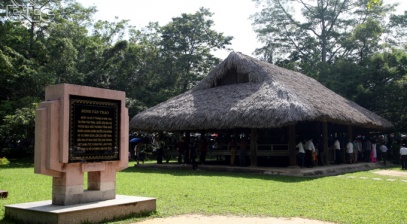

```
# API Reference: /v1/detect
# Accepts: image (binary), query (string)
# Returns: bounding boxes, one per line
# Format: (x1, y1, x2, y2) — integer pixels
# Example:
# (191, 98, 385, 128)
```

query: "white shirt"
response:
(304, 140, 316, 152)
(296, 142, 305, 153)
(400, 147, 407, 155)
(333, 140, 340, 150)
(380, 144, 388, 152)
(346, 142, 353, 153)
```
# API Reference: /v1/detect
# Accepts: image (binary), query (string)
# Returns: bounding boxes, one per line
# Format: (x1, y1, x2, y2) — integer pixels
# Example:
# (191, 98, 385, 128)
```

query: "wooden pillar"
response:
(185, 131, 190, 163)
(322, 121, 329, 165)
(250, 128, 257, 166)
(288, 125, 296, 166)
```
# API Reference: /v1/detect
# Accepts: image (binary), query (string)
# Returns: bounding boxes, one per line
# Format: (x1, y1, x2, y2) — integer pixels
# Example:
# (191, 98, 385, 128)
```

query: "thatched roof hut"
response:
(130, 52, 393, 132)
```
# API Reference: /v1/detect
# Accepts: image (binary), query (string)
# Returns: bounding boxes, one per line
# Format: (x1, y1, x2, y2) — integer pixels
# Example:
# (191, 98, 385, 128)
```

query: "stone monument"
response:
(5, 84, 156, 224)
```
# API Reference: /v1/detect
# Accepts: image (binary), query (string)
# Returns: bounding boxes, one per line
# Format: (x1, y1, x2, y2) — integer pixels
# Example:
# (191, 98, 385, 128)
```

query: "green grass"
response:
(1, 158, 407, 224)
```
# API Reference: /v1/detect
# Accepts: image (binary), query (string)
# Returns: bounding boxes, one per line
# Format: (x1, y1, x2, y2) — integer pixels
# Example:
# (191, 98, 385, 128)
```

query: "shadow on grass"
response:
(121, 164, 315, 183)
(3, 158, 394, 183)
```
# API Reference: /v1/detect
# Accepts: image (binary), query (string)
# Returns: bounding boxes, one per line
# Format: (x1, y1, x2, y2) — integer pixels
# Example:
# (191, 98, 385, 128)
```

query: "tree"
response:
(355, 49, 407, 131)
(0, 0, 96, 152)
(251, 0, 393, 68)
(159, 8, 233, 94)
(0, 103, 37, 156)
(0, 4, 235, 153)
(388, 10, 407, 47)
(121, 23, 166, 112)
(343, 18, 383, 63)
(0, 21, 46, 119)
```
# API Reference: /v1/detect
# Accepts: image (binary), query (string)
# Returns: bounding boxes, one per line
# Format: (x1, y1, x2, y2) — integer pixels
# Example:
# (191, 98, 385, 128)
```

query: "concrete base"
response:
(5, 195, 156, 224)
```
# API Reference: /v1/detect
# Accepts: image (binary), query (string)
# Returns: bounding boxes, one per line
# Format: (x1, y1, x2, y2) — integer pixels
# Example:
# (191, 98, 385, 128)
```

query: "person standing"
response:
(154, 136, 164, 164)
(379, 143, 388, 165)
(138, 143, 145, 164)
(333, 139, 341, 165)
(212, 139, 221, 161)
(346, 141, 354, 164)
(177, 137, 186, 164)
(228, 138, 237, 166)
(371, 140, 377, 163)
(353, 139, 359, 163)
(133, 143, 139, 164)
(189, 141, 198, 170)
(296, 140, 305, 168)
(304, 138, 315, 168)
(317, 139, 325, 166)
(184, 139, 190, 164)
(356, 138, 363, 163)
(239, 137, 248, 166)
(199, 139, 208, 165)
(364, 139, 372, 162)
(400, 144, 407, 170)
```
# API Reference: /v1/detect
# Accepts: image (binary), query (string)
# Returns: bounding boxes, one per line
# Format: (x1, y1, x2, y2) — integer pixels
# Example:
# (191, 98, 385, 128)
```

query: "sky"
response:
(78, 0, 407, 60)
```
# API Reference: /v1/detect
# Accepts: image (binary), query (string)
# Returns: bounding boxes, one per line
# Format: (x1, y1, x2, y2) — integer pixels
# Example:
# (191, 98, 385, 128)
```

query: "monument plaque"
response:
(69, 95, 121, 162)
(5, 84, 156, 224)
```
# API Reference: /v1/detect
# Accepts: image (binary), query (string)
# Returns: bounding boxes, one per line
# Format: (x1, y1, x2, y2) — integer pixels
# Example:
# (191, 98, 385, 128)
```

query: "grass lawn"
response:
(1, 158, 407, 224)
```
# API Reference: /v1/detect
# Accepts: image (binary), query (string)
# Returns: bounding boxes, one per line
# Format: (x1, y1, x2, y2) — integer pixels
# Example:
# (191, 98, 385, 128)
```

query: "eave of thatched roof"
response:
(130, 52, 393, 132)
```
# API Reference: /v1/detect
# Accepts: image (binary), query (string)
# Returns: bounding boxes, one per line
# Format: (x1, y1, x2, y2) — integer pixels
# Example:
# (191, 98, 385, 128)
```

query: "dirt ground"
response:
(135, 214, 335, 224)
(134, 169, 407, 224)
(373, 169, 407, 178)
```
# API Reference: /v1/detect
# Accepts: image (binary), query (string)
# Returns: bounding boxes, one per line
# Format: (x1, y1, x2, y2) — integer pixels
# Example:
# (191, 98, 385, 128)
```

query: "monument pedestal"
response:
(13, 84, 157, 223)
(5, 195, 156, 224)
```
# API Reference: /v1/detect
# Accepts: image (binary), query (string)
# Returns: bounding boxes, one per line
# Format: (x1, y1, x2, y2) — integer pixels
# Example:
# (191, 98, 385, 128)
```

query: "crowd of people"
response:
(295, 138, 321, 168)
(295, 135, 400, 168)
(139, 133, 249, 170)
(130, 132, 407, 170)
(172, 136, 249, 170)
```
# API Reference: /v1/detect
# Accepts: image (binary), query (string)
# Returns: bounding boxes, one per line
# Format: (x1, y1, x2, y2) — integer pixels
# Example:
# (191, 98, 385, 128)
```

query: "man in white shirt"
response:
(379, 144, 388, 165)
(304, 139, 315, 168)
(346, 141, 354, 164)
(296, 141, 305, 168)
(400, 144, 407, 170)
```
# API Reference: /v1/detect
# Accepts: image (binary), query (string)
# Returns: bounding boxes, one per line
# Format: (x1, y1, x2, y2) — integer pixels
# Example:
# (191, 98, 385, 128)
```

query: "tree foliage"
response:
(388, 11, 407, 46)
(0, 1, 232, 155)
(355, 49, 407, 130)
(367, 0, 382, 9)
(160, 7, 233, 94)
(251, 0, 393, 66)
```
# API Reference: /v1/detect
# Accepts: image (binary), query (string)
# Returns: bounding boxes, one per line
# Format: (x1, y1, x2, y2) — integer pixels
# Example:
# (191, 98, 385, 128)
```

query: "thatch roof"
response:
(130, 52, 393, 131)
